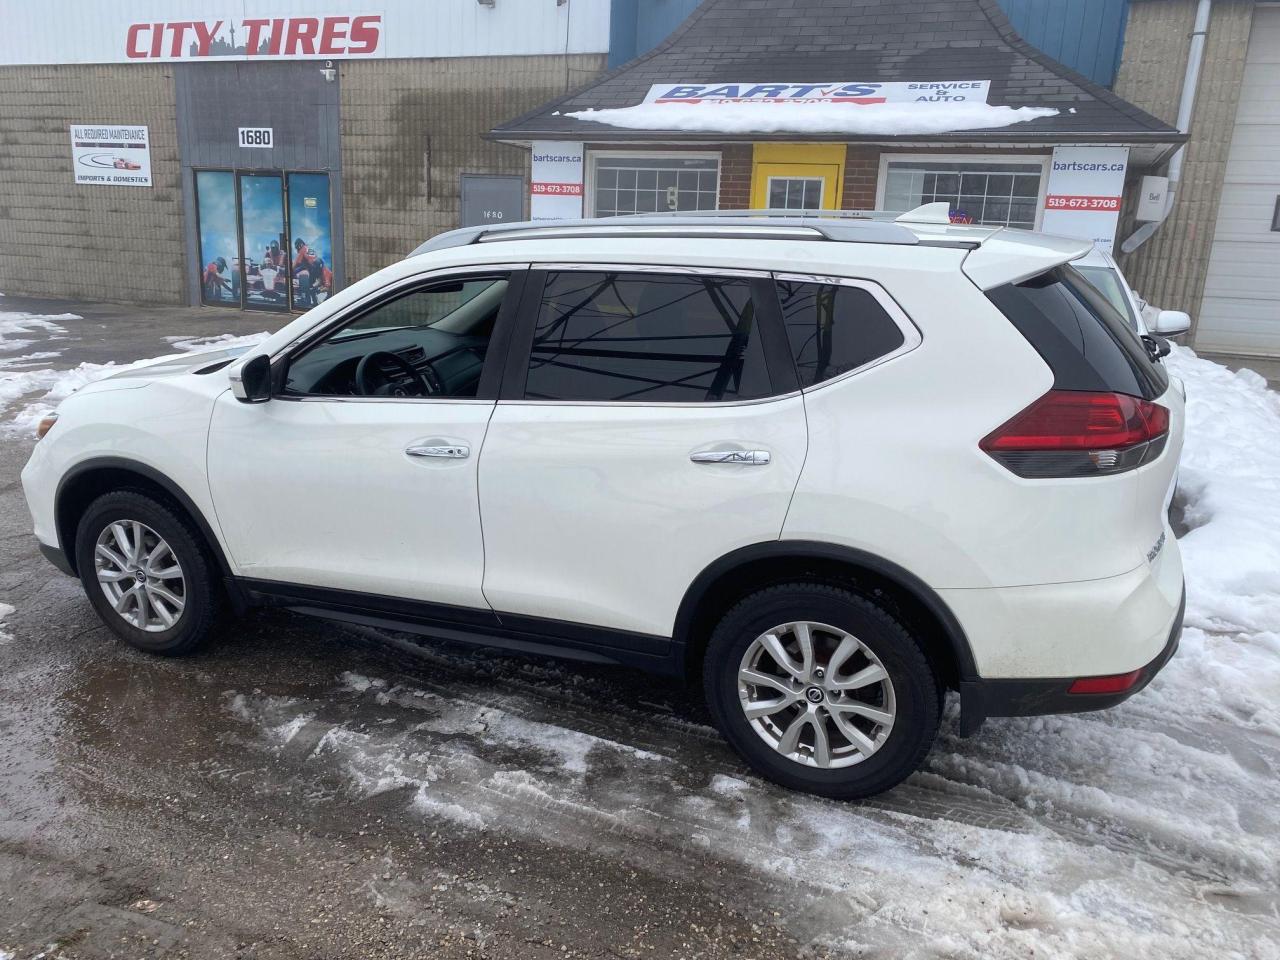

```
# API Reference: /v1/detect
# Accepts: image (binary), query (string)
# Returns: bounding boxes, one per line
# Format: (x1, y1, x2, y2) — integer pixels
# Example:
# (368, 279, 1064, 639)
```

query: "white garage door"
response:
(1197, 6, 1280, 357)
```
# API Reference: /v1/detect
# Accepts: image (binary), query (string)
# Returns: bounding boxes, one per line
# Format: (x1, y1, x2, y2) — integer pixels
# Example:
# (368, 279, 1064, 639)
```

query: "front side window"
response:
(592, 155, 719, 217)
(283, 275, 510, 398)
(883, 159, 1044, 228)
(522, 272, 772, 403)
(777, 280, 907, 387)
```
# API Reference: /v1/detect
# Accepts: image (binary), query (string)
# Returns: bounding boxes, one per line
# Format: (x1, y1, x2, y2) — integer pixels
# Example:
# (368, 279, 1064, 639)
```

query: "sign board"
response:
(530, 142, 584, 222)
(0, 1, 610, 65)
(1135, 175, 1168, 223)
(238, 127, 274, 149)
(642, 81, 990, 106)
(70, 124, 152, 187)
(1040, 146, 1129, 253)
(461, 174, 525, 228)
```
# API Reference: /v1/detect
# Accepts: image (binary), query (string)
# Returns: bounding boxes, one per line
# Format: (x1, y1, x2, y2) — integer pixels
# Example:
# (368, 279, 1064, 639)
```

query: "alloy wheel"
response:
(737, 621, 896, 768)
(93, 520, 187, 633)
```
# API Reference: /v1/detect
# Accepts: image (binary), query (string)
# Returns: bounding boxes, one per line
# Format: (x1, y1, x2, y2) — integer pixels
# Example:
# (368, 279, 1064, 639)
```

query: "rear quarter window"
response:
(776, 278, 908, 388)
(986, 265, 1169, 399)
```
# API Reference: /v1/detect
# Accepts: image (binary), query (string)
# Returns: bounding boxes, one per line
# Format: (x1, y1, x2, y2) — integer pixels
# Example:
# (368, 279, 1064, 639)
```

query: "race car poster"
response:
(69, 124, 151, 186)
(239, 173, 289, 311)
(195, 170, 240, 306)
(287, 172, 335, 308)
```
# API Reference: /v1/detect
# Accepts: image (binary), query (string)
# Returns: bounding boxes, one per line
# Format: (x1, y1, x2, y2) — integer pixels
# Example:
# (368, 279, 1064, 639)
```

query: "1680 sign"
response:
(238, 127, 274, 149)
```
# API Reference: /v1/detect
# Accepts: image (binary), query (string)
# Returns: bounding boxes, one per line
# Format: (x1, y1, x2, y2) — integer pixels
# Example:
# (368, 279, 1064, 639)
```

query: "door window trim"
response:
(498, 263, 800, 407)
(773, 272, 923, 392)
(272, 265, 530, 404)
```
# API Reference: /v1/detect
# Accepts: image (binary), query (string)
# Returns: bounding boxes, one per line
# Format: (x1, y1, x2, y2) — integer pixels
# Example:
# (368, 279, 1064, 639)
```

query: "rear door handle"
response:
(689, 449, 771, 465)
(406, 443, 470, 459)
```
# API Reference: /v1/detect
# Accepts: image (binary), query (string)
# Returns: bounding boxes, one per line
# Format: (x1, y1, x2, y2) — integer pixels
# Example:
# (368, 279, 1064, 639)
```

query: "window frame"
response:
(271, 264, 530, 404)
(584, 150, 722, 218)
(773, 272, 923, 392)
(766, 175, 827, 211)
(498, 263, 799, 406)
(875, 153, 1051, 229)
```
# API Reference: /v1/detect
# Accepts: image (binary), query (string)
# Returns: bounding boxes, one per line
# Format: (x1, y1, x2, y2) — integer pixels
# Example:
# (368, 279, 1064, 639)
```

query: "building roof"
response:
(489, 0, 1183, 149)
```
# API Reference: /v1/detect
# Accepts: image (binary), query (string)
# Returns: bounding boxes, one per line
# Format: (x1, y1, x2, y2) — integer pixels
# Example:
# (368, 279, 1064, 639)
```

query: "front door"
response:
(750, 143, 846, 211)
(478, 267, 808, 641)
(207, 268, 525, 608)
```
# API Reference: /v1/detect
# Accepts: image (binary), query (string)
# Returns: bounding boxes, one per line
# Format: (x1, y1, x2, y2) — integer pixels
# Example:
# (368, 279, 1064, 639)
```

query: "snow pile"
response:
(0, 311, 75, 353)
(564, 101, 1058, 135)
(1166, 346, 1280, 635)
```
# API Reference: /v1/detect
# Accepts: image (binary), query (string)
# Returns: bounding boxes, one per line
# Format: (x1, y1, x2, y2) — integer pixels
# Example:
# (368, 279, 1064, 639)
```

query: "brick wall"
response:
(841, 146, 880, 210)
(718, 144, 752, 209)
(340, 54, 606, 282)
(0, 64, 184, 304)
(1113, 0, 1255, 332)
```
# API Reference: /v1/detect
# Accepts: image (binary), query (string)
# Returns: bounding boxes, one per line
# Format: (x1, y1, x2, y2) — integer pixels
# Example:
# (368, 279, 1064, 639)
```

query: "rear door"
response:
(477, 266, 808, 641)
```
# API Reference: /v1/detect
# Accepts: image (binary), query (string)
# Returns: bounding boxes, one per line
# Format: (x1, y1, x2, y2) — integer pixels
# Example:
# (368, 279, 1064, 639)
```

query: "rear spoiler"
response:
(962, 232, 1093, 290)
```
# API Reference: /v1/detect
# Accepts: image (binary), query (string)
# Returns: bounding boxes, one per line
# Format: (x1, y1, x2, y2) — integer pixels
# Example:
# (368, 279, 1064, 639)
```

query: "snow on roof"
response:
(563, 101, 1059, 137)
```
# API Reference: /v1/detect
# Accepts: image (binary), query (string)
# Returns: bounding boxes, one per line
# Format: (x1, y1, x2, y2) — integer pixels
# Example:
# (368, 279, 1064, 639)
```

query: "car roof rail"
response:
(407, 211, 923, 258)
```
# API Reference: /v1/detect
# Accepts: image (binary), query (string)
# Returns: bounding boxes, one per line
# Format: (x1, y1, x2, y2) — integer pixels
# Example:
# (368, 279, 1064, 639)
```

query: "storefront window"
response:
(881, 158, 1045, 229)
(590, 154, 719, 217)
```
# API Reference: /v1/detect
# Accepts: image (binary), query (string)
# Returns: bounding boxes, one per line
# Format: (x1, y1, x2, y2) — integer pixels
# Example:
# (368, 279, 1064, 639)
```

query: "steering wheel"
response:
(354, 350, 436, 398)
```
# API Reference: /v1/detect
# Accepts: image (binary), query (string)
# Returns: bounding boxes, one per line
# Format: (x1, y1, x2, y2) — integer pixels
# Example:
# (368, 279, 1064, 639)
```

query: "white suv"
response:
(20, 207, 1186, 799)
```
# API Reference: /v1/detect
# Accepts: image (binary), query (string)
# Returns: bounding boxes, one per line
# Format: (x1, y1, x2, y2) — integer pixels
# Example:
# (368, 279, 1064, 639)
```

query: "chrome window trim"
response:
(772, 271, 923, 393)
(496, 390, 804, 410)
(533, 261, 772, 280)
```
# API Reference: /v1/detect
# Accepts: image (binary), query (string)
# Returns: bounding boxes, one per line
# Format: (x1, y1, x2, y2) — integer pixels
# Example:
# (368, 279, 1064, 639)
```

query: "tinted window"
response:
(523, 272, 772, 402)
(777, 280, 906, 387)
(987, 266, 1168, 399)
(284, 276, 508, 398)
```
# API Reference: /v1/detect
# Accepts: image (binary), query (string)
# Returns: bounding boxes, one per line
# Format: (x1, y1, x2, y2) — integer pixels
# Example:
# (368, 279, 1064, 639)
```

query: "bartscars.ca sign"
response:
(642, 81, 990, 105)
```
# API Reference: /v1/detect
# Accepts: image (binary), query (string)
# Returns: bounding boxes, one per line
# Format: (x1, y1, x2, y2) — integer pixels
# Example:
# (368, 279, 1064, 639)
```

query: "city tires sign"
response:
(70, 125, 152, 187)
(0, 1, 610, 65)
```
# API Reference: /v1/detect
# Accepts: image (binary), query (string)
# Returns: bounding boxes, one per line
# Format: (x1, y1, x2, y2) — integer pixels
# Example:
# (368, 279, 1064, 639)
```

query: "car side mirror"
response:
(1153, 309, 1191, 336)
(230, 353, 273, 404)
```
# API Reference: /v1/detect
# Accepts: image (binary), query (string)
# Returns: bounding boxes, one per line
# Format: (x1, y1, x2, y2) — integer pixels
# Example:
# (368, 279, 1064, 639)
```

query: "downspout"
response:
(1120, 0, 1211, 253)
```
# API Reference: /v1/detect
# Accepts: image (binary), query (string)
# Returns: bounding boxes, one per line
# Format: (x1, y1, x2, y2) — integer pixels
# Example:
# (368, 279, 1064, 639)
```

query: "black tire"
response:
(703, 583, 940, 800)
(74, 490, 223, 656)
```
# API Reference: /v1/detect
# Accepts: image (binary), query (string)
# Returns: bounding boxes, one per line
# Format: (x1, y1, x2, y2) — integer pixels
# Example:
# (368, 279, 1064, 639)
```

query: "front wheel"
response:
(74, 490, 224, 656)
(703, 583, 941, 799)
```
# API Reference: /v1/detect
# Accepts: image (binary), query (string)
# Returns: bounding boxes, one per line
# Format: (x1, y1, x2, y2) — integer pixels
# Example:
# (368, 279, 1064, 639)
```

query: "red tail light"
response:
(1068, 670, 1142, 694)
(981, 390, 1169, 477)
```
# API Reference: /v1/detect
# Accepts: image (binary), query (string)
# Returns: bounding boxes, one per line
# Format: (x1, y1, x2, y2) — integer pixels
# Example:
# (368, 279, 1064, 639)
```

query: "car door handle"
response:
(689, 449, 771, 465)
(406, 443, 470, 459)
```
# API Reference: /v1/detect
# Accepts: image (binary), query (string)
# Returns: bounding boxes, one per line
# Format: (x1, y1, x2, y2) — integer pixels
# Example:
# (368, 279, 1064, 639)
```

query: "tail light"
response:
(981, 390, 1169, 478)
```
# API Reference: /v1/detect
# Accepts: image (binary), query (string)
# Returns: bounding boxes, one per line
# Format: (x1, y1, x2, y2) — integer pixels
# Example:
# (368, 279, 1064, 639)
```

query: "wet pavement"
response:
(1, 297, 1278, 960)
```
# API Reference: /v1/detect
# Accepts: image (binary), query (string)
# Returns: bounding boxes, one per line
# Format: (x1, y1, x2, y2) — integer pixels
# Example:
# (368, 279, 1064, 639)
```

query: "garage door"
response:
(1197, 6, 1280, 357)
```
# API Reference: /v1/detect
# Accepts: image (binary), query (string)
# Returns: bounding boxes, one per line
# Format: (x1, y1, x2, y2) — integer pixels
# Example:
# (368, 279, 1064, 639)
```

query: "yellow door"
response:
(750, 143, 846, 211)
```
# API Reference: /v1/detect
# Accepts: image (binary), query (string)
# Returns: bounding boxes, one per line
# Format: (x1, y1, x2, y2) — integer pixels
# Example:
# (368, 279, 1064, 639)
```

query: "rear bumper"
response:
(958, 586, 1184, 735)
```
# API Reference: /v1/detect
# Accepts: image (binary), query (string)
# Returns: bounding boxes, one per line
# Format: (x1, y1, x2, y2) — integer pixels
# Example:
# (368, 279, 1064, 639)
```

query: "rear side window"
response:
(776, 279, 906, 387)
(523, 271, 773, 402)
(987, 265, 1169, 398)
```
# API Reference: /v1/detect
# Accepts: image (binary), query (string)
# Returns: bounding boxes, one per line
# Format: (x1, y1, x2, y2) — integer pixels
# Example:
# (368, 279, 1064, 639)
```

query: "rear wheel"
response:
(74, 490, 223, 656)
(703, 583, 940, 799)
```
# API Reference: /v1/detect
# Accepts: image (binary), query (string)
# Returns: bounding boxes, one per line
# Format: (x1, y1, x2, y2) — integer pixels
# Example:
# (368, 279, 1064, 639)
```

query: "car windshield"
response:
(1076, 265, 1140, 334)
